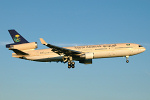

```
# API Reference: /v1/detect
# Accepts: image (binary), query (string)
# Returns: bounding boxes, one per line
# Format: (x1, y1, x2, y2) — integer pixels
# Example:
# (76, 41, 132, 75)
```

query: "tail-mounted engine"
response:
(8, 42, 38, 50)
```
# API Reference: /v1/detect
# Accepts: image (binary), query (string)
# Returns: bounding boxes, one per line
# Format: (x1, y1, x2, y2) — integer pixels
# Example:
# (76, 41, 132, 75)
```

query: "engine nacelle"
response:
(9, 42, 38, 50)
(80, 52, 94, 59)
(79, 59, 92, 64)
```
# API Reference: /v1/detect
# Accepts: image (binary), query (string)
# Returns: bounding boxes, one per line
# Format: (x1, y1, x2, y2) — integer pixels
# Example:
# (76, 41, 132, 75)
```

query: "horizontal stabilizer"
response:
(10, 49, 29, 55)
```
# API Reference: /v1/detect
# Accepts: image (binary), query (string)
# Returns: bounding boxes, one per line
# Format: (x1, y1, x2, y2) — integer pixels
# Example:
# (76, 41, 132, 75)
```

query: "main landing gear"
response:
(63, 56, 75, 69)
(68, 61, 75, 69)
(126, 56, 129, 63)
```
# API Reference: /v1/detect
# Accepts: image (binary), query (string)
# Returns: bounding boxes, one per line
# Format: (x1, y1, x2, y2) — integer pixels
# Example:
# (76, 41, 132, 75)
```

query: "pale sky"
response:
(0, 0, 150, 100)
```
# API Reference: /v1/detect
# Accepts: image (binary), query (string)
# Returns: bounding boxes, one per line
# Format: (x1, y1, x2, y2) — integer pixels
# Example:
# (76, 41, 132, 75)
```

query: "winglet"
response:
(40, 38, 47, 45)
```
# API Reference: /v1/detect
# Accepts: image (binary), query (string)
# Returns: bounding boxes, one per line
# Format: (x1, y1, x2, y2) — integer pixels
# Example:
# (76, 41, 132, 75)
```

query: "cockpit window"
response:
(139, 45, 143, 47)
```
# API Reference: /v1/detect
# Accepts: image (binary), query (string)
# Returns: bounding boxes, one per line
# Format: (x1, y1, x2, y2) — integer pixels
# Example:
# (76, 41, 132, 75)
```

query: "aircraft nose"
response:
(141, 47, 146, 52)
(143, 47, 146, 51)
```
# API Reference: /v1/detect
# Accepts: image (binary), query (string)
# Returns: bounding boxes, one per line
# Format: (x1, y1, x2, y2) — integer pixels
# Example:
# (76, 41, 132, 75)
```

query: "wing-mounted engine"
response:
(80, 52, 94, 59)
(8, 42, 38, 50)
(79, 59, 92, 64)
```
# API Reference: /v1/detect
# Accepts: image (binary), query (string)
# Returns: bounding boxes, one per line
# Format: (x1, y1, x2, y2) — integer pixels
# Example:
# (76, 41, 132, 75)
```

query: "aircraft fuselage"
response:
(12, 43, 145, 62)
(6, 30, 146, 68)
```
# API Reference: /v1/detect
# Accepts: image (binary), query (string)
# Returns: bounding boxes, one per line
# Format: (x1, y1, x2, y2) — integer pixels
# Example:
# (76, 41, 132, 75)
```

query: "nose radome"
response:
(144, 47, 146, 51)
(142, 47, 146, 52)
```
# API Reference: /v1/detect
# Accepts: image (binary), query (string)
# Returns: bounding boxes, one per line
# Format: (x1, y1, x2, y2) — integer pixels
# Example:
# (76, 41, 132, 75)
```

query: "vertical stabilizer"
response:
(6, 30, 29, 48)
(8, 30, 29, 44)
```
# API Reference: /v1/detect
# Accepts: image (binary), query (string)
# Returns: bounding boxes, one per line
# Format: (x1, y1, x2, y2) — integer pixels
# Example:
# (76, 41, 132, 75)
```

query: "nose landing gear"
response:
(126, 56, 129, 63)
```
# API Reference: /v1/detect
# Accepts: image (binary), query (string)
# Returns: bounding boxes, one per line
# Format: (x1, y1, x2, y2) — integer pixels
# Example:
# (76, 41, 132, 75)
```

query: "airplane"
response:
(6, 30, 146, 68)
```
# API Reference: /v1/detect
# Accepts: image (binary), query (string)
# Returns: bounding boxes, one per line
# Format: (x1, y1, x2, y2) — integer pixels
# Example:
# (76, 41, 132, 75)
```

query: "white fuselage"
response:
(12, 43, 146, 62)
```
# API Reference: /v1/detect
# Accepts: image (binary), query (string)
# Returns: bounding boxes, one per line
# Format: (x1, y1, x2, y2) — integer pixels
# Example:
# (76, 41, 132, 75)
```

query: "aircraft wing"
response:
(40, 38, 82, 56)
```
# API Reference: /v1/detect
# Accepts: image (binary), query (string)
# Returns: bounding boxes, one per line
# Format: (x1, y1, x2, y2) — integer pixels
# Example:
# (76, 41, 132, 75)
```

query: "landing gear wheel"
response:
(68, 65, 71, 69)
(126, 60, 129, 63)
(67, 61, 75, 69)
(72, 62, 75, 68)
(125, 56, 129, 63)
(68, 62, 71, 69)
(72, 65, 75, 68)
